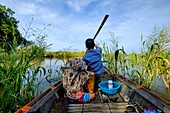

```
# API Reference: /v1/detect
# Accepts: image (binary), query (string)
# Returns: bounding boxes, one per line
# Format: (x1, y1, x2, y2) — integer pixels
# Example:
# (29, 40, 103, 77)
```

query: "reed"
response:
(102, 33, 120, 74)
(0, 46, 44, 112)
(126, 27, 170, 89)
(102, 27, 170, 90)
(45, 58, 66, 84)
(0, 22, 50, 112)
(101, 33, 129, 77)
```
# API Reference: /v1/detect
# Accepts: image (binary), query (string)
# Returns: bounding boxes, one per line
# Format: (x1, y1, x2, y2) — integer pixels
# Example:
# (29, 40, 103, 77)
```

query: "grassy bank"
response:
(43, 51, 85, 59)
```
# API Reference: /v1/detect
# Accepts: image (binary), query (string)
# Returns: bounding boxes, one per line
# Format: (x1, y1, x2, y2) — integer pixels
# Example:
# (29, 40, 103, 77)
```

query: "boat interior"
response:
(50, 74, 138, 113)
(17, 74, 170, 113)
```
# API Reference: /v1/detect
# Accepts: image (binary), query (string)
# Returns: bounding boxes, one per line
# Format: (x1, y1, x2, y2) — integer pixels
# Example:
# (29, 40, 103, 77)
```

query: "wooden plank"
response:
(67, 110, 125, 113)
(68, 109, 125, 113)
(68, 103, 127, 107)
(68, 105, 126, 110)
(68, 103, 127, 113)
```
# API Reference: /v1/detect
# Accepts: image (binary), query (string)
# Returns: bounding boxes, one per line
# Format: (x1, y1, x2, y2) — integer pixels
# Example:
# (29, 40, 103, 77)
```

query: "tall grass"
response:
(0, 20, 51, 112)
(130, 27, 170, 89)
(103, 27, 170, 90)
(103, 27, 170, 89)
(0, 45, 45, 112)
(102, 32, 120, 74)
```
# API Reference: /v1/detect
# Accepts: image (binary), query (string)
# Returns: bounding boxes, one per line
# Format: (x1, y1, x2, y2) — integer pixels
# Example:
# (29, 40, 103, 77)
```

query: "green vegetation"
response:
(0, 4, 29, 52)
(102, 27, 170, 90)
(0, 4, 51, 112)
(43, 51, 85, 59)
(102, 32, 120, 74)
(0, 41, 47, 112)
(130, 27, 170, 89)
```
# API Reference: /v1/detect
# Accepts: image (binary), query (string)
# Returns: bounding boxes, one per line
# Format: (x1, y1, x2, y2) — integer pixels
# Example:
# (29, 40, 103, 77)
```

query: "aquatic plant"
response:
(0, 44, 45, 112)
(129, 27, 170, 89)
(102, 27, 170, 90)
(102, 32, 120, 74)
(45, 58, 66, 84)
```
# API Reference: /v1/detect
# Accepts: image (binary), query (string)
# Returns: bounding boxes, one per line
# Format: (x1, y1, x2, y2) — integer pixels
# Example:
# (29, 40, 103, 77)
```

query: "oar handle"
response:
(85, 14, 109, 53)
(93, 14, 109, 40)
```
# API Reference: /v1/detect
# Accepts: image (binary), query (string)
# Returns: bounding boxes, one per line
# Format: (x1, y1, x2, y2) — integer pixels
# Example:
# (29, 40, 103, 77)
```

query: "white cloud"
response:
(35, 0, 49, 3)
(42, 12, 58, 21)
(66, 0, 97, 12)
(16, 2, 37, 15)
(67, 1, 81, 12)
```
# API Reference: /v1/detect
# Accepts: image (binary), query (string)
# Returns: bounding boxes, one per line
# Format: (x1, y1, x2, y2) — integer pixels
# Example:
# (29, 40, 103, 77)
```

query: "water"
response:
(151, 77, 170, 101)
(38, 58, 170, 101)
(36, 58, 65, 93)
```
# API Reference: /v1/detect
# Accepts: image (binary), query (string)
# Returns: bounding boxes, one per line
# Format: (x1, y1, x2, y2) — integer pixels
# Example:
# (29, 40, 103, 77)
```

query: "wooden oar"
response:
(85, 14, 109, 53)
(93, 14, 109, 40)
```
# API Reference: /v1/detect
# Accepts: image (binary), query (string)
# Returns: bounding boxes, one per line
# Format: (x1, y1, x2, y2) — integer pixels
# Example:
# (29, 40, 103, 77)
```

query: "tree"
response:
(0, 4, 28, 52)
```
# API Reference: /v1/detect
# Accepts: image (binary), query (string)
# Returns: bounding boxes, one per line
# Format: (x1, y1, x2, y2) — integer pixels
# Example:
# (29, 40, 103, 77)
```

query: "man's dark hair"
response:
(85, 38, 95, 50)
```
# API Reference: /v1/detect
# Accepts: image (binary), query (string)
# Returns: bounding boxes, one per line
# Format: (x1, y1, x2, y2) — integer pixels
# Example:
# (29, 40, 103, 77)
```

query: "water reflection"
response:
(38, 58, 65, 93)
(151, 77, 170, 101)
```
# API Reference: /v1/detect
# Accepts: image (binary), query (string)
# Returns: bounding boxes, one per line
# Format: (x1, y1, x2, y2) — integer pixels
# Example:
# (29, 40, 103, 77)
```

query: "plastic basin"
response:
(98, 80, 120, 95)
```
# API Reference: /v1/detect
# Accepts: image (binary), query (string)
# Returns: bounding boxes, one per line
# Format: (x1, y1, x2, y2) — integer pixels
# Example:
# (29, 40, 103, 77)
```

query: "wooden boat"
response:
(16, 74, 170, 113)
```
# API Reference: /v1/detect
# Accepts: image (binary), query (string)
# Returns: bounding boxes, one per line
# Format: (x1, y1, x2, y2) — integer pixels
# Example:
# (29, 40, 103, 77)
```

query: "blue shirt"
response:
(82, 47, 105, 75)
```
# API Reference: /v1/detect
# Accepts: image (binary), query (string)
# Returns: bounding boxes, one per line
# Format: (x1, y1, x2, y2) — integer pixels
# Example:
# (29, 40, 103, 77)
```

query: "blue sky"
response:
(1, 0, 170, 53)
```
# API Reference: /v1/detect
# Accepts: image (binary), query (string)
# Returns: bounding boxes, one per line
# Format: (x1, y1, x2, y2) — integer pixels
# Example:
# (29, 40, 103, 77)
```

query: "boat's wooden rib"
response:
(67, 103, 127, 113)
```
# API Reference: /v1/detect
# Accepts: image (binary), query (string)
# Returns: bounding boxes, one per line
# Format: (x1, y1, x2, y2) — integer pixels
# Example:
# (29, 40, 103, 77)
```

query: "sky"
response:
(1, 0, 170, 53)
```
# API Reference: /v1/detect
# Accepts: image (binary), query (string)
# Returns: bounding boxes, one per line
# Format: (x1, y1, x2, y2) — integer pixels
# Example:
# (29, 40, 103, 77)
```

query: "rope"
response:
(81, 103, 84, 113)
(107, 102, 112, 113)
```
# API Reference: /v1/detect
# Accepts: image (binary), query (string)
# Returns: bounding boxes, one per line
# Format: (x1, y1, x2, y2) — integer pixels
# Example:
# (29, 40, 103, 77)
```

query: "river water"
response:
(38, 58, 170, 101)
(37, 58, 66, 93)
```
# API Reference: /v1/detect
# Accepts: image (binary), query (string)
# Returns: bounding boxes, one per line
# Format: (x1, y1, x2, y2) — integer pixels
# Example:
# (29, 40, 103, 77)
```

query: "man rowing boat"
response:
(83, 38, 107, 91)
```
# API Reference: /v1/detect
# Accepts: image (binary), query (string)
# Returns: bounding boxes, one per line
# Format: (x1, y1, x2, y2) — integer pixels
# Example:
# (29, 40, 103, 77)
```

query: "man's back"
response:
(83, 47, 105, 75)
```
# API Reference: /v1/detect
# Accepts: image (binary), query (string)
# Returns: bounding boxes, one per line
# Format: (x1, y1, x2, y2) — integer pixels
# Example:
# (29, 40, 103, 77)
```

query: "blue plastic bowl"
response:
(98, 80, 121, 95)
